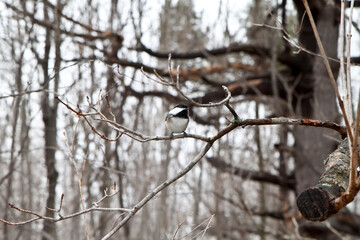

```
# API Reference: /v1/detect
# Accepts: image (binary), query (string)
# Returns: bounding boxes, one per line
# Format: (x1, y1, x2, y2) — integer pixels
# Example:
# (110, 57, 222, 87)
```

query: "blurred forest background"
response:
(0, 0, 360, 239)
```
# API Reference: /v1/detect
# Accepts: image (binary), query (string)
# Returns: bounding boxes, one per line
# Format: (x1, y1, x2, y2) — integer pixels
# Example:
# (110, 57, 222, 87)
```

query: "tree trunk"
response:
(293, 1, 341, 239)
(155, 134, 171, 239)
(42, 102, 59, 240)
(41, 1, 61, 239)
(3, 53, 23, 240)
(293, 0, 340, 193)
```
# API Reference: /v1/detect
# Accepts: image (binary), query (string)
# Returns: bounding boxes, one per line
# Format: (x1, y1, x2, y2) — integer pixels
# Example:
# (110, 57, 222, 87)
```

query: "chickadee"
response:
(165, 104, 189, 138)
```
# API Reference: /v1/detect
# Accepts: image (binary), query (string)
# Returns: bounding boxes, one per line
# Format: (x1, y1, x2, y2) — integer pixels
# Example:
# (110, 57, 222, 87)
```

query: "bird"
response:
(165, 104, 189, 138)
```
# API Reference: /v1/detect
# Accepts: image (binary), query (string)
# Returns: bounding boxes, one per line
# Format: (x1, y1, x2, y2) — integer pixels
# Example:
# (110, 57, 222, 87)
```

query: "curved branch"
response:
(179, 85, 232, 108)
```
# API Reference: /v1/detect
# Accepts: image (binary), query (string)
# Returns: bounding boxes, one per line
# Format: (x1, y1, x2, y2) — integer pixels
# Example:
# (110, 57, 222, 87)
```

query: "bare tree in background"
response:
(0, 0, 360, 239)
(39, 1, 62, 239)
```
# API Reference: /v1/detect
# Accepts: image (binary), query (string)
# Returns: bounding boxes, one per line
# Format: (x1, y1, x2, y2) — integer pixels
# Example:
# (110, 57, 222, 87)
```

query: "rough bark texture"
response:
(297, 138, 351, 221)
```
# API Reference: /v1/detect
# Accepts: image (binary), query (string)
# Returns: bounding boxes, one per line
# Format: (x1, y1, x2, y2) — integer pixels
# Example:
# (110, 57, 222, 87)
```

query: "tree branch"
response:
(135, 41, 303, 70)
(296, 137, 359, 221)
(232, 117, 346, 137)
(0, 191, 130, 226)
(206, 157, 296, 190)
(135, 41, 270, 59)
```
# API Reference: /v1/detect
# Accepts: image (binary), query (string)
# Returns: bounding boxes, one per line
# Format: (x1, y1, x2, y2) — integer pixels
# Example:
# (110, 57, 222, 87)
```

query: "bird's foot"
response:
(183, 132, 188, 136)
(169, 133, 174, 139)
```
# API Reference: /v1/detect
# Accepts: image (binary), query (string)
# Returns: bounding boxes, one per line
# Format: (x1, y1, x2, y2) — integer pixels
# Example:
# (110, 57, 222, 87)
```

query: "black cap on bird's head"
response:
(167, 104, 189, 119)
(174, 104, 188, 109)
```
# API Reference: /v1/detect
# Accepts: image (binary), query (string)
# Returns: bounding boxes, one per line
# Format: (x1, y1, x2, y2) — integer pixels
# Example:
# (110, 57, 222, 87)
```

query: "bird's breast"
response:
(166, 117, 189, 133)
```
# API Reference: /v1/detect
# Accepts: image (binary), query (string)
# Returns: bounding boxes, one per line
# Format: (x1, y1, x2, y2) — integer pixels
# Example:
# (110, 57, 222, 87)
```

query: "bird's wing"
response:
(165, 113, 172, 121)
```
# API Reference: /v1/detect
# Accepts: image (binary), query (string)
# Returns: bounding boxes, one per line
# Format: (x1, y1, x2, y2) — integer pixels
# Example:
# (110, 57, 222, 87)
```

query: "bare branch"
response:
(206, 157, 296, 190)
(178, 85, 231, 108)
(56, 97, 121, 141)
(355, 91, 360, 169)
(0, 88, 50, 99)
(0, 192, 131, 226)
(143, 55, 233, 108)
(225, 102, 239, 120)
(345, 0, 356, 195)
(92, 188, 122, 207)
(233, 117, 346, 137)
(200, 214, 214, 240)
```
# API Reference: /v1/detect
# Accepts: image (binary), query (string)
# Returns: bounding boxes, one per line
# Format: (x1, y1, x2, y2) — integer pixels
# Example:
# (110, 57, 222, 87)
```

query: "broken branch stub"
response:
(296, 138, 352, 221)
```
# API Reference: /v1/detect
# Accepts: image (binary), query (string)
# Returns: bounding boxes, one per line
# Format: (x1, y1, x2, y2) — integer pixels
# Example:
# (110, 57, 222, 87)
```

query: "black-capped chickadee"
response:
(165, 104, 189, 138)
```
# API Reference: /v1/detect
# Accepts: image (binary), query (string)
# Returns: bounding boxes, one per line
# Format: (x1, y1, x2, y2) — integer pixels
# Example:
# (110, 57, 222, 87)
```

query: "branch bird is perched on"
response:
(165, 104, 189, 138)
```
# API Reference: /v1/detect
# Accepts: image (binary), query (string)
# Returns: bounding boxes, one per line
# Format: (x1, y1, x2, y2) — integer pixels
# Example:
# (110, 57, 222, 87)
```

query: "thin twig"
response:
(200, 214, 214, 240)
(254, 9, 341, 65)
(79, 156, 90, 240)
(302, 0, 353, 144)
(0, 192, 130, 226)
(345, 0, 355, 123)
(56, 97, 121, 141)
(171, 213, 192, 240)
(141, 54, 232, 108)
(168, 53, 175, 84)
(354, 91, 360, 182)
(177, 85, 231, 108)
(174, 214, 214, 240)
(339, 0, 357, 191)
(92, 189, 121, 207)
(45, 194, 64, 214)
(225, 102, 239, 120)
(63, 123, 90, 239)
(339, 1, 347, 111)
(105, 96, 116, 122)
(345, 0, 356, 193)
